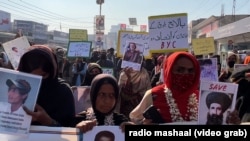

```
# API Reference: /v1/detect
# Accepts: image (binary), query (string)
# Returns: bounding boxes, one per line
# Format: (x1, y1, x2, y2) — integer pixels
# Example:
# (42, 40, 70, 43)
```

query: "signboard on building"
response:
(210, 16, 250, 40)
(120, 24, 126, 30)
(140, 25, 147, 32)
(0, 10, 11, 32)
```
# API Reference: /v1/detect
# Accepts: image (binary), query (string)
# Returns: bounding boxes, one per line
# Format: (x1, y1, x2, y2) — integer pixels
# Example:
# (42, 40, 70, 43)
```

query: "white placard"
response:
(2, 36, 30, 70)
(67, 41, 91, 58)
(148, 13, 188, 53)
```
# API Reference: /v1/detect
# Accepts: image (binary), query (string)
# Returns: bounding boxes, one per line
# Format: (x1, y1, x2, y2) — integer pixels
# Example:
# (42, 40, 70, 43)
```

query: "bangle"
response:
(50, 119, 61, 127)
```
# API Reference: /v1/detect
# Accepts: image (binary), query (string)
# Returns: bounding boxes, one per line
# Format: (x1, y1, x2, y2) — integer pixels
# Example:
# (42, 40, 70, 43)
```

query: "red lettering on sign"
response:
(209, 84, 227, 91)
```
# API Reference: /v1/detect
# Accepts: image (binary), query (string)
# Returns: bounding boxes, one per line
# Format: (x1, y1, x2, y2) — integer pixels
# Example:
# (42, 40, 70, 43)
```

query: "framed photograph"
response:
(198, 81, 238, 125)
(0, 68, 42, 136)
(66, 41, 92, 58)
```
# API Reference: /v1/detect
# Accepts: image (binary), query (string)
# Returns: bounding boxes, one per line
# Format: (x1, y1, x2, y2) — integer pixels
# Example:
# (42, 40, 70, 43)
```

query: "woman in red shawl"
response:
(130, 51, 240, 124)
(129, 51, 200, 123)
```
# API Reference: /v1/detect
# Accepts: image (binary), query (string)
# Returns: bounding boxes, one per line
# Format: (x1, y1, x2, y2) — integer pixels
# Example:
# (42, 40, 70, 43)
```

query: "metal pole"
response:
(99, 3, 102, 49)
(100, 3, 102, 16)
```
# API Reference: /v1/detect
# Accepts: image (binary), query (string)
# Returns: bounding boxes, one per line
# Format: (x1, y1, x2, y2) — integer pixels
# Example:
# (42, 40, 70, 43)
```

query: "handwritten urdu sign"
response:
(66, 41, 91, 58)
(192, 37, 215, 55)
(69, 29, 88, 41)
(117, 31, 150, 59)
(102, 68, 114, 76)
(148, 13, 188, 54)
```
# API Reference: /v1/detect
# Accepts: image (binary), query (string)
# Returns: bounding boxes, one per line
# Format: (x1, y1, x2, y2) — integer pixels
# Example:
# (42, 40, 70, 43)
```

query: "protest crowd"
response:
(1, 12, 250, 141)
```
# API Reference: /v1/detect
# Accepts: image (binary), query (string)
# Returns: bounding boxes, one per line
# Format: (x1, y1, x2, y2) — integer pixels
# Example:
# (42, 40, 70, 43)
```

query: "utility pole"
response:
(221, 4, 224, 17)
(232, 0, 236, 21)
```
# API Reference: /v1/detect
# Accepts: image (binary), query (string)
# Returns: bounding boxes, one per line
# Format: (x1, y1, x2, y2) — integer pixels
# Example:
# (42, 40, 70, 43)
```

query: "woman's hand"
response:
(23, 104, 53, 126)
(124, 67, 133, 79)
(120, 121, 135, 132)
(76, 119, 97, 133)
(226, 110, 241, 125)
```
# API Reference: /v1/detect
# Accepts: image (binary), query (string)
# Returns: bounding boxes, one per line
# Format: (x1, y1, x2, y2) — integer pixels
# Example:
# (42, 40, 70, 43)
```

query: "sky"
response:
(1, 0, 250, 34)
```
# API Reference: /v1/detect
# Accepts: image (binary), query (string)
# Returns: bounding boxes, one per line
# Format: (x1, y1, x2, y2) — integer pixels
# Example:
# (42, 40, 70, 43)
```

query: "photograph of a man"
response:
(0, 78, 32, 134)
(1, 79, 31, 114)
(205, 92, 232, 125)
(199, 58, 218, 81)
(94, 130, 115, 141)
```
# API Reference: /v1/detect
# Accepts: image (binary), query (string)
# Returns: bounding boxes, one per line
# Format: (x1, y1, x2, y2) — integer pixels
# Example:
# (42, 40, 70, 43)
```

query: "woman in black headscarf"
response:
(76, 74, 134, 132)
(81, 63, 103, 86)
(18, 45, 79, 127)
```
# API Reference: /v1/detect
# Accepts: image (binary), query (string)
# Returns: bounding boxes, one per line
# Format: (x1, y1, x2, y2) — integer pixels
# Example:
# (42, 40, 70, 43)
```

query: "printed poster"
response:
(0, 68, 42, 136)
(83, 126, 124, 141)
(198, 81, 238, 125)
(2, 36, 30, 70)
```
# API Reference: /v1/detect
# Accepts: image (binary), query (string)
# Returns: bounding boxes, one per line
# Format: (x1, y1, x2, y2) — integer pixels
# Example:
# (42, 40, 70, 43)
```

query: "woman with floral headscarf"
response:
(129, 52, 200, 123)
(130, 51, 240, 124)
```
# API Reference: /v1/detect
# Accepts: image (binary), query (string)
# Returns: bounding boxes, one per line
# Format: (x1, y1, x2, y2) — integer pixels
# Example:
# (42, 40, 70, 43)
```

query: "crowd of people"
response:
(1, 41, 250, 136)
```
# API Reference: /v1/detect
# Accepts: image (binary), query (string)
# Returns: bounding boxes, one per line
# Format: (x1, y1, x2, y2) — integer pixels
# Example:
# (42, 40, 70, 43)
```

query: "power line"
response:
(7, 0, 93, 23)
(193, 0, 222, 19)
(232, 0, 236, 21)
(0, 1, 94, 31)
